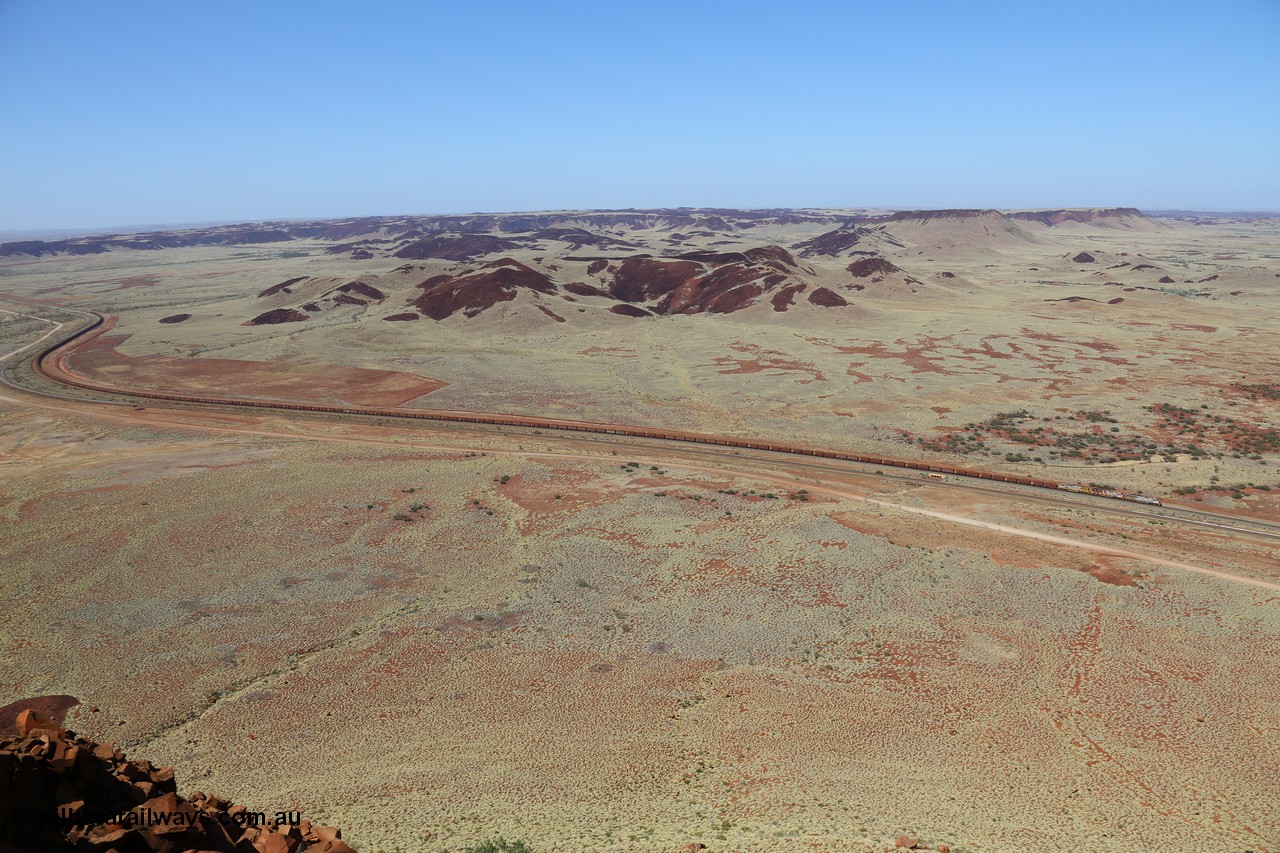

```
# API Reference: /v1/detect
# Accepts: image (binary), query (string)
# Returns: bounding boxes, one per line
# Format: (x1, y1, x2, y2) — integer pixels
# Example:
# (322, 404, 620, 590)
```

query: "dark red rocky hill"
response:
(242, 238, 889, 323)
(392, 233, 527, 261)
(245, 308, 310, 325)
(0, 708, 355, 853)
(847, 255, 904, 278)
(606, 258, 704, 303)
(335, 281, 386, 301)
(411, 258, 557, 320)
(592, 245, 811, 315)
(793, 226, 868, 257)
(258, 277, 310, 298)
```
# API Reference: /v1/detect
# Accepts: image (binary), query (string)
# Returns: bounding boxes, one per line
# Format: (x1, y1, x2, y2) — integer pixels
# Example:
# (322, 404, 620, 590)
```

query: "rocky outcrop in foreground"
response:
(0, 709, 354, 853)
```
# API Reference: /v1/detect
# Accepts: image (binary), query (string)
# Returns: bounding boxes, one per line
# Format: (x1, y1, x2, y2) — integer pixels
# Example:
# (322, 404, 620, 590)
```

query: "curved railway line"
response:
(5, 300, 1280, 545)
(20, 310, 1149, 493)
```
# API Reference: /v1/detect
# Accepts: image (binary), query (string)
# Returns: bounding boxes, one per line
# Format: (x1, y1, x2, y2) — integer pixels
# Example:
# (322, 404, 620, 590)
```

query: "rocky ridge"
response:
(1, 207, 1162, 259)
(8, 206, 1201, 325)
(0, 709, 355, 853)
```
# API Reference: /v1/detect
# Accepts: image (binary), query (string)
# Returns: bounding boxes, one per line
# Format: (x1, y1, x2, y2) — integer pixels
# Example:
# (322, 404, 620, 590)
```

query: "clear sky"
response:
(1, 0, 1277, 230)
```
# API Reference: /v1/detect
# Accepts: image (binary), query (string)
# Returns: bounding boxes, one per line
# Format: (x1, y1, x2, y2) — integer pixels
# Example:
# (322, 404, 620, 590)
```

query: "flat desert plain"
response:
(2, 208, 1278, 852)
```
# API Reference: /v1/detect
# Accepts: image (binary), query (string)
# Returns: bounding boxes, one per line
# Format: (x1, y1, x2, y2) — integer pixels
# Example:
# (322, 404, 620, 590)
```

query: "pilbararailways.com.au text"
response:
(13, 805, 305, 831)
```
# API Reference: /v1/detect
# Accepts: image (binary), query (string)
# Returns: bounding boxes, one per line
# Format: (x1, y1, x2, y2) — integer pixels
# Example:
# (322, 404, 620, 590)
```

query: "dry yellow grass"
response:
(2, 211, 1278, 851)
(5, 212, 1277, 502)
(0, 395, 1276, 852)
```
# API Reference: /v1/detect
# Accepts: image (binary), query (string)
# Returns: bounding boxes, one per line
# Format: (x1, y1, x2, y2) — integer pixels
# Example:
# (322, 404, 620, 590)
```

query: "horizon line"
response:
(4, 205, 1280, 243)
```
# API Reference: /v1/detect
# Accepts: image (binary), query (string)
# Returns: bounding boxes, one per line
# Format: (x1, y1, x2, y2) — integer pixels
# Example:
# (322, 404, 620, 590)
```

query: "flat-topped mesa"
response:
(392, 232, 527, 261)
(883, 208, 1004, 222)
(870, 209, 1043, 250)
(0, 709, 356, 853)
(1, 207, 1165, 258)
(0, 209, 854, 257)
(1007, 207, 1151, 226)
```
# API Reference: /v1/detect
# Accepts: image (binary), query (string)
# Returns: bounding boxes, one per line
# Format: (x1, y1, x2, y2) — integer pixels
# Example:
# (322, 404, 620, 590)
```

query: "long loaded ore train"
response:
(32, 312, 1162, 507)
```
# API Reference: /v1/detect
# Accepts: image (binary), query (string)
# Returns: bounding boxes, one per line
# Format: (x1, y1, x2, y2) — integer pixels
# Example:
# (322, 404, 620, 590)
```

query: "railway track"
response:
(17, 309, 1103, 488)
(6, 300, 1280, 541)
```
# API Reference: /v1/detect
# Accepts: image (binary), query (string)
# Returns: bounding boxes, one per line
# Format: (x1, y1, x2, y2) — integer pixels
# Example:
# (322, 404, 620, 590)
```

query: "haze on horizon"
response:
(1, 0, 1277, 232)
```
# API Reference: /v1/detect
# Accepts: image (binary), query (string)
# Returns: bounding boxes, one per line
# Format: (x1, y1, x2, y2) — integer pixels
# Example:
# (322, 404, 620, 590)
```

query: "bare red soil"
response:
(66, 326, 445, 407)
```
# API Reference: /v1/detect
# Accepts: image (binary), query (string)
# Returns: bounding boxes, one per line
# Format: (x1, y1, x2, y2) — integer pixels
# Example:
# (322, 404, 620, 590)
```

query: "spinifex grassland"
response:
(2, 209, 1278, 851)
(5, 208, 1279, 505)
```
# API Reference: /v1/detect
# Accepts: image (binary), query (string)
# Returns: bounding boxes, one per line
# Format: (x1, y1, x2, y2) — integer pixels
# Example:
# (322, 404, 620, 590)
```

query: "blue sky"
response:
(1, 0, 1277, 230)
